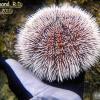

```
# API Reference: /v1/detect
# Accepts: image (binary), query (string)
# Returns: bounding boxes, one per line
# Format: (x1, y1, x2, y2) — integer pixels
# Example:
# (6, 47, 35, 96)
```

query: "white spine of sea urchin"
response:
(15, 4, 100, 82)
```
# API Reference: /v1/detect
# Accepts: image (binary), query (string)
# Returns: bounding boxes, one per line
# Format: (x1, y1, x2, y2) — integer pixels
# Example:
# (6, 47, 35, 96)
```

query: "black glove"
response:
(0, 55, 84, 100)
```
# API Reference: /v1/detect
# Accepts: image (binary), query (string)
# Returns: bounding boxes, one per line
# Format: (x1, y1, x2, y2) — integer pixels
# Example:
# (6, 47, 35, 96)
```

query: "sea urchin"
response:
(15, 4, 100, 82)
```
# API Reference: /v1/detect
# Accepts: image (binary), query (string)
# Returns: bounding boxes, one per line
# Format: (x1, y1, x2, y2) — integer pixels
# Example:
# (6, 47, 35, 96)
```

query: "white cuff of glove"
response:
(6, 59, 82, 100)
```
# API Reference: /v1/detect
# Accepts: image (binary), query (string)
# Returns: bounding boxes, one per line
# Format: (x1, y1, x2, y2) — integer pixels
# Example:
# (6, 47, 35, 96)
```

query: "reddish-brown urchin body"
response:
(15, 4, 100, 82)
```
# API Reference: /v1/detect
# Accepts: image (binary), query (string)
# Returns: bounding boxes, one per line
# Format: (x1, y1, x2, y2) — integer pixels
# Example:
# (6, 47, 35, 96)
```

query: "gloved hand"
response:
(0, 55, 84, 100)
